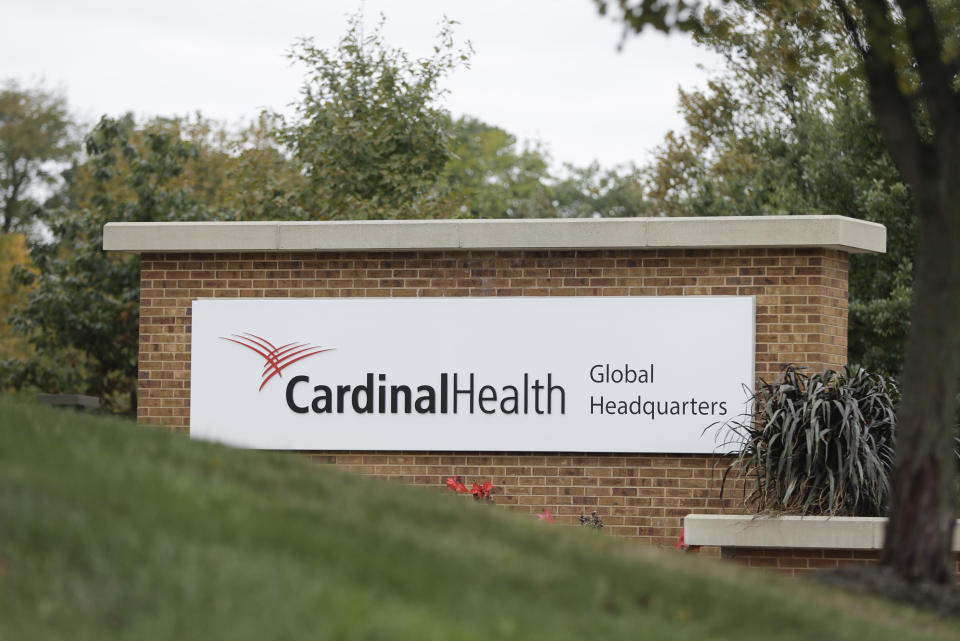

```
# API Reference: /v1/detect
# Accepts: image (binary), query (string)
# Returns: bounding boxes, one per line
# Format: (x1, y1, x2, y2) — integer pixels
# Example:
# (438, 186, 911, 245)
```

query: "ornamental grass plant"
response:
(719, 365, 898, 516)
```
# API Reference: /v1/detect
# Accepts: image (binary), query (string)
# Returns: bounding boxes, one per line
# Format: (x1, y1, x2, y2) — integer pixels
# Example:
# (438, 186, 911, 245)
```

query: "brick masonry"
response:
(137, 247, 849, 548)
(718, 547, 960, 581)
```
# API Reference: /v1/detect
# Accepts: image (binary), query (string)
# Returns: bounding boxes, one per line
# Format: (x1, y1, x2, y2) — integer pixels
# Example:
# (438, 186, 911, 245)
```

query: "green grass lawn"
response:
(1, 397, 958, 641)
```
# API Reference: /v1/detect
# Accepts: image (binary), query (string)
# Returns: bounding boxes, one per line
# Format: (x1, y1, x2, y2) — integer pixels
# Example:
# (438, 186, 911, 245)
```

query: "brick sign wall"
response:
(721, 548, 960, 579)
(136, 246, 848, 546)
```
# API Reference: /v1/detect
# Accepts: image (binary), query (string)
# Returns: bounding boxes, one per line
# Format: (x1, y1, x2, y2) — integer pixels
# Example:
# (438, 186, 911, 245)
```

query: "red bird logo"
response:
(221, 332, 333, 391)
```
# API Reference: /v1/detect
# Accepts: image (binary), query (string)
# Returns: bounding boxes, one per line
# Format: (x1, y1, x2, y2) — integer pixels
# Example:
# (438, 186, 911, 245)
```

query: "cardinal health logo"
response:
(221, 332, 333, 391)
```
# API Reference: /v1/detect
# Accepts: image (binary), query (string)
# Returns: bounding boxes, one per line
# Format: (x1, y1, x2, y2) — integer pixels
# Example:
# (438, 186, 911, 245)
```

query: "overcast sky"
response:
(2, 0, 720, 171)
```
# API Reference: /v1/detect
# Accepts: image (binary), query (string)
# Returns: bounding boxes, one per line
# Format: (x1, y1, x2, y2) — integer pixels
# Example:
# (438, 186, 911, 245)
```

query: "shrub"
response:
(579, 511, 604, 529)
(718, 364, 898, 516)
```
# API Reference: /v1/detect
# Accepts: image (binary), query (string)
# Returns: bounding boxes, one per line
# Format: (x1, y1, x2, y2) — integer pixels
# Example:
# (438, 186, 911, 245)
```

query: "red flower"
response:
(470, 481, 493, 499)
(445, 475, 492, 500)
(445, 476, 468, 494)
(537, 509, 555, 523)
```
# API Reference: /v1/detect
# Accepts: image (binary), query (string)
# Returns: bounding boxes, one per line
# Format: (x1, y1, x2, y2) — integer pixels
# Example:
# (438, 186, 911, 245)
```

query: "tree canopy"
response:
(5, 115, 219, 412)
(0, 81, 77, 234)
(0, 12, 649, 412)
(635, 2, 915, 377)
(598, 0, 960, 596)
(281, 13, 470, 220)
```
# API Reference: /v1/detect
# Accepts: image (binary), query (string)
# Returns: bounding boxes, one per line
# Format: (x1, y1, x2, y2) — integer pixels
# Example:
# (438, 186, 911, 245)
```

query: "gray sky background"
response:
(2, 0, 721, 171)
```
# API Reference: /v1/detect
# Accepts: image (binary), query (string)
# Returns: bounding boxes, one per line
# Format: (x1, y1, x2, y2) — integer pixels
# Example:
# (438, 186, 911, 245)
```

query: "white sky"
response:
(1, 0, 721, 171)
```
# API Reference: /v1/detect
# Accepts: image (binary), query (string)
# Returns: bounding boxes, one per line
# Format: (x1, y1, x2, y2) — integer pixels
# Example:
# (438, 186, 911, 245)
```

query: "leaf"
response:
(711, 364, 897, 516)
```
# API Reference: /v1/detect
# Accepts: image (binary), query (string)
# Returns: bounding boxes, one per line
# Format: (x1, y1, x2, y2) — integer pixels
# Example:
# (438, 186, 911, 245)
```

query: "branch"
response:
(832, 0, 867, 58)
(851, 0, 934, 194)
(896, 0, 959, 137)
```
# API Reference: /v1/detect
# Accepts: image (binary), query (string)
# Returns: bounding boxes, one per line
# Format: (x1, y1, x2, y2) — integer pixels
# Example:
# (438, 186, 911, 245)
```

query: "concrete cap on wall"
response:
(683, 514, 960, 550)
(103, 215, 886, 254)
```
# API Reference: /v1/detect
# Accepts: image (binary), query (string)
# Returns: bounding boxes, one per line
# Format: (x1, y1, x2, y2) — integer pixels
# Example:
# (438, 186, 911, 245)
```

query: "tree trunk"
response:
(2, 167, 23, 234)
(881, 187, 960, 584)
(2, 193, 14, 233)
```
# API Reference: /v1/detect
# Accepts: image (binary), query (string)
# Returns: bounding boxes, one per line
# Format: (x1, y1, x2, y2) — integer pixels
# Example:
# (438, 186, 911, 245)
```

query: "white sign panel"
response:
(190, 297, 754, 453)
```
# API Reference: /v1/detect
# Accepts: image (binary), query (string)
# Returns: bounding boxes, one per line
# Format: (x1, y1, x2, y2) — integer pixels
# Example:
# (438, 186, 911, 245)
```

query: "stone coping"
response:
(684, 514, 960, 551)
(103, 215, 886, 254)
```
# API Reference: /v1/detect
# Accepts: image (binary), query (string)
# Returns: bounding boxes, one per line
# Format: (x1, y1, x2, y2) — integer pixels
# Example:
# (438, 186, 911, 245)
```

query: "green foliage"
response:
(443, 119, 647, 219)
(719, 365, 899, 516)
(595, 0, 705, 34)
(849, 181, 914, 377)
(443, 116, 555, 218)
(4, 115, 217, 412)
(278, 12, 646, 221)
(630, 2, 916, 376)
(2, 397, 958, 640)
(176, 112, 309, 221)
(553, 163, 649, 218)
(0, 80, 77, 233)
(281, 13, 471, 219)
(1, 12, 651, 409)
(0, 233, 32, 363)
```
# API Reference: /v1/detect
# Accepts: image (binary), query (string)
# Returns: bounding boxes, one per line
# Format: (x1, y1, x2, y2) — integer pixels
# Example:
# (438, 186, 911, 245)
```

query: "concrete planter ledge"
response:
(103, 215, 886, 254)
(684, 514, 960, 551)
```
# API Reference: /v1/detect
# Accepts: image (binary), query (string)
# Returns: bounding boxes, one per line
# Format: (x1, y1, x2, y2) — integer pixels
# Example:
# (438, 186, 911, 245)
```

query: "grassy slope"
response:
(1, 398, 958, 641)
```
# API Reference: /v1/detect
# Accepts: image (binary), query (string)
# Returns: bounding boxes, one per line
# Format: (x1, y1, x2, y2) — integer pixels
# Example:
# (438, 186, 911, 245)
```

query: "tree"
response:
(597, 0, 960, 593)
(2, 110, 317, 410)
(0, 81, 77, 233)
(176, 112, 310, 221)
(280, 12, 471, 220)
(280, 11, 653, 221)
(443, 117, 648, 219)
(638, 4, 915, 377)
(5, 115, 217, 413)
(0, 233, 32, 363)
(443, 116, 556, 218)
(553, 162, 649, 218)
